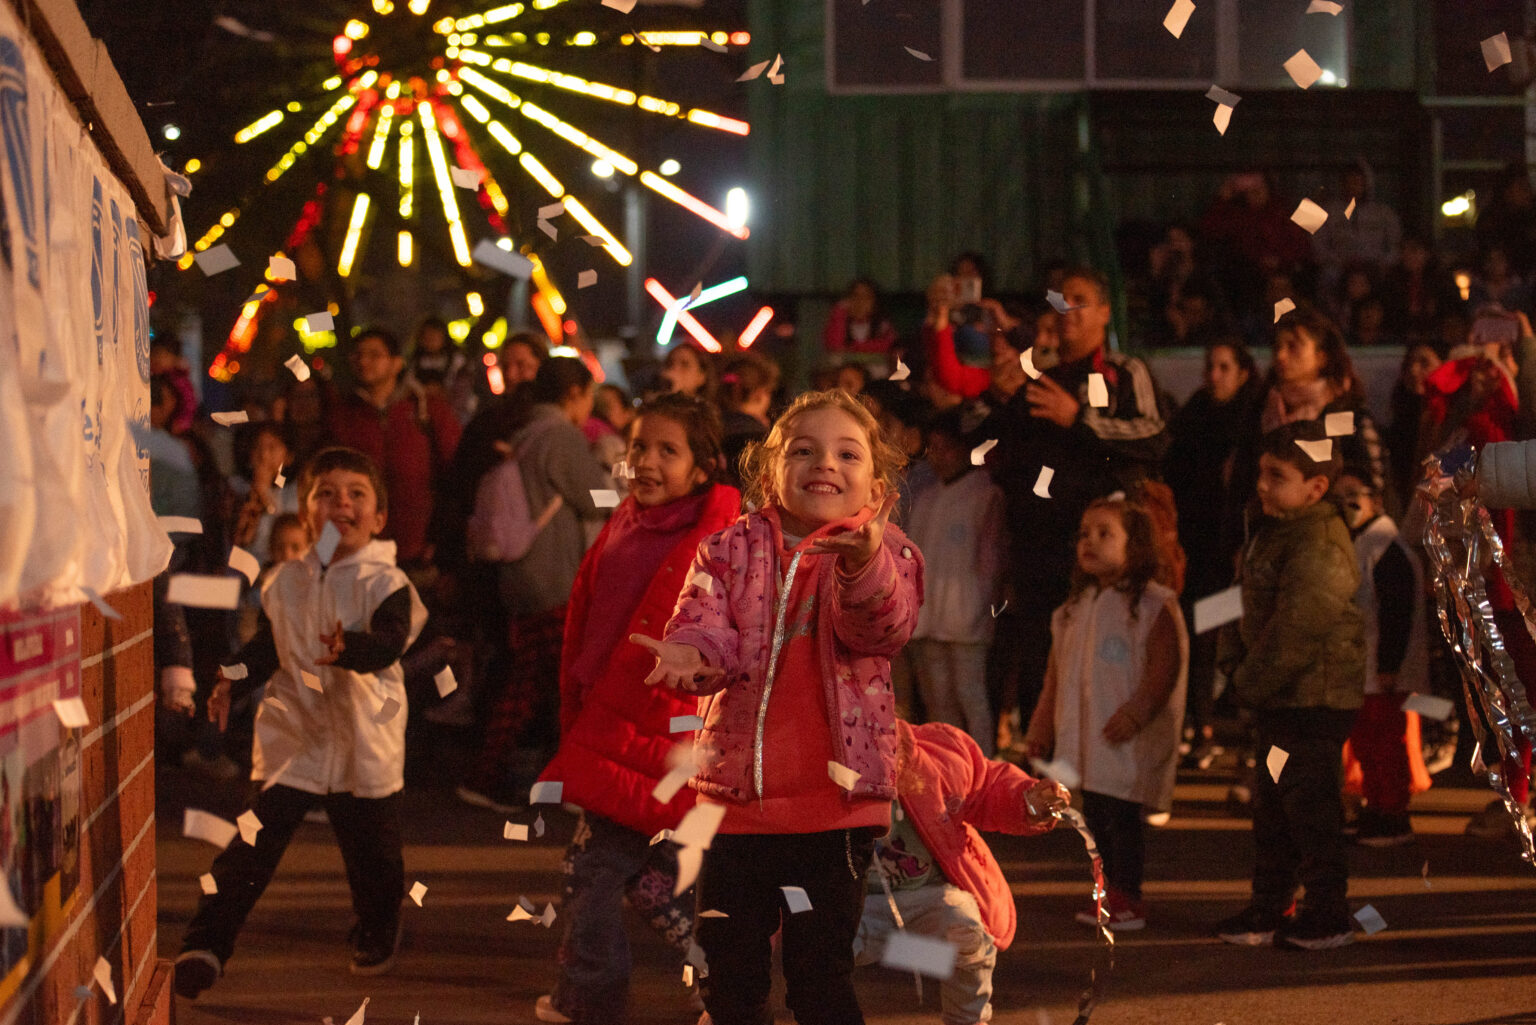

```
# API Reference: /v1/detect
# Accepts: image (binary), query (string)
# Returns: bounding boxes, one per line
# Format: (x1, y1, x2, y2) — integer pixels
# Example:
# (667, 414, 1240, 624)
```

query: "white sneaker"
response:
(535, 995, 573, 1023)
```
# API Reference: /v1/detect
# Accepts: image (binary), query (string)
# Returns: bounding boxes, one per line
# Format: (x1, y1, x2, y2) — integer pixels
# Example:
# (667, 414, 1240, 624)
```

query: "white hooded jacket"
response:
(249, 539, 426, 798)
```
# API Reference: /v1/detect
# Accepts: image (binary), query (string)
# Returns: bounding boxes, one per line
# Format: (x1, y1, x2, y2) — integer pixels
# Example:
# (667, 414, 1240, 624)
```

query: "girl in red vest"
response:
(534, 394, 740, 1025)
(634, 390, 924, 1025)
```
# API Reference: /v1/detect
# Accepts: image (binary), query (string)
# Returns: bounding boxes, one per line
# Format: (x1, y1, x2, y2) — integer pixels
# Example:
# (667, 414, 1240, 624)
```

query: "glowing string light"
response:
(398, 230, 414, 266)
(338, 194, 372, 277)
(458, 67, 521, 108)
(419, 102, 472, 266)
(657, 276, 748, 346)
(366, 104, 395, 169)
(408, 0, 432, 13)
(529, 255, 566, 315)
(738, 306, 775, 349)
(518, 102, 639, 175)
(518, 152, 564, 197)
(398, 125, 415, 218)
(640, 172, 749, 239)
(561, 196, 631, 266)
(264, 92, 358, 184)
(645, 279, 719, 352)
(235, 110, 285, 144)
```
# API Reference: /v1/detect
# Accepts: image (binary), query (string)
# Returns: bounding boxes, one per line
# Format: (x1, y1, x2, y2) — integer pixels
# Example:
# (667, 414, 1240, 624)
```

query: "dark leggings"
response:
(1082, 790, 1145, 901)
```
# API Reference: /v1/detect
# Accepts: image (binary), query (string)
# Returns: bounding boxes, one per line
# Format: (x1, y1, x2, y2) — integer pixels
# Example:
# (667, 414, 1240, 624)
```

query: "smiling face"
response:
(1076, 505, 1129, 585)
(306, 468, 387, 561)
(626, 413, 708, 507)
(774, 405, 882, 536)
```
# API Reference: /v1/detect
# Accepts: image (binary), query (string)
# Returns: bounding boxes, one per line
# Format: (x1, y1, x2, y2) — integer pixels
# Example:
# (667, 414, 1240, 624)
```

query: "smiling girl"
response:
(631, 390, 924, 1025)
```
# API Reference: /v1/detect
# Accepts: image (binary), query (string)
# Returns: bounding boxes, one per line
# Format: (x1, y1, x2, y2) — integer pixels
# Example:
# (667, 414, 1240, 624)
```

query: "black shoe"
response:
(1355, 811, 1414, 847)
(1275, 909, 1354, 950)
(350, 919, 403, 975)
(174, 950, 222, 998)
(1215, 904, 1292, 946)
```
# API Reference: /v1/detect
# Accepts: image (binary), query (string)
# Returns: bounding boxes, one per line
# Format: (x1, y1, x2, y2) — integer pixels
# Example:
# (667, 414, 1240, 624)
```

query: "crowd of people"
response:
(144, 184, 1536, 1021)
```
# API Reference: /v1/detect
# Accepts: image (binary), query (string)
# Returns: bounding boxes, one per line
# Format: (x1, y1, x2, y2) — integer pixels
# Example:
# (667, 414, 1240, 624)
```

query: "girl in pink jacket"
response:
(633, 390, 924, 1025)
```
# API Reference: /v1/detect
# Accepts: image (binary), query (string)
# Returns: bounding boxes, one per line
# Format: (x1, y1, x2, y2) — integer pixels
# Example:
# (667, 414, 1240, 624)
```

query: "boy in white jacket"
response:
(175, 448, 426, 998)
(907, 408, 1006, 755)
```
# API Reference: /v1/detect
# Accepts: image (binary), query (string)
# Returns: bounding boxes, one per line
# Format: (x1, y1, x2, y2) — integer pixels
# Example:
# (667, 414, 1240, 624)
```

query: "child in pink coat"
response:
(633, 390, 924, 1025)
(855, 720, 1068, 1025)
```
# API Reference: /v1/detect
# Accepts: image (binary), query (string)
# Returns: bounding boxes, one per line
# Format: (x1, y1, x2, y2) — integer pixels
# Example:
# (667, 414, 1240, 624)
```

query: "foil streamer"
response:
(1419, 456, 1536, 862)
(1055, 805, 1115, 1025)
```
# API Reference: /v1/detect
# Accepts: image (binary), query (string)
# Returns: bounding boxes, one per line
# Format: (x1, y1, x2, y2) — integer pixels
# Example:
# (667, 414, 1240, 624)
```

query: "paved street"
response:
(157, 749, 1536, 1025)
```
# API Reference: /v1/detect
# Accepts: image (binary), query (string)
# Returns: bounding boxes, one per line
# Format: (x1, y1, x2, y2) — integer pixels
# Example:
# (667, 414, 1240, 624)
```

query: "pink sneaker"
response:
(1074, 890, 1147, 931)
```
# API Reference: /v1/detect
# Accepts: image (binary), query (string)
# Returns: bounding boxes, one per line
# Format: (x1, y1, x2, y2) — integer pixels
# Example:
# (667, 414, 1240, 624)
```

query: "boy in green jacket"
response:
(1216, 420, 1365, 950)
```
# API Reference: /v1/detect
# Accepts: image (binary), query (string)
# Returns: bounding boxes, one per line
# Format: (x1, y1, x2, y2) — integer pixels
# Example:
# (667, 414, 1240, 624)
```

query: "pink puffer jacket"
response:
(664, 507, 924, 805)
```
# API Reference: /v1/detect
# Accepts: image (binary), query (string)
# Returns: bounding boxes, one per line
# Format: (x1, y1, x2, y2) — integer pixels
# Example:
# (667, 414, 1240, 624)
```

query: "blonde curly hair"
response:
(739, 389, 907, 515)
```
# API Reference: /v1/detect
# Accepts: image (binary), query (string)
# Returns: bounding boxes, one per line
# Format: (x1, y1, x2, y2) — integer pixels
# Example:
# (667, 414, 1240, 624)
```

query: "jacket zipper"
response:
(754, 549, 803, 806)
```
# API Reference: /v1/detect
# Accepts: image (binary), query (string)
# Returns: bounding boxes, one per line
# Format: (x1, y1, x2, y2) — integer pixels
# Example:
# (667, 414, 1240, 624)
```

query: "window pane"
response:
(962, 0, 1084, 81)
(1095, 0, 1216, 81)
(830, 0, 943, 89)
(1238, 6, 1350, 88)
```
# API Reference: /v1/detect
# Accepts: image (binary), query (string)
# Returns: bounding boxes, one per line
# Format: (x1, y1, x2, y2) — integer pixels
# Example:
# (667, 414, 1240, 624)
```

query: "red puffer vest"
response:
(541, 483, 741, 835)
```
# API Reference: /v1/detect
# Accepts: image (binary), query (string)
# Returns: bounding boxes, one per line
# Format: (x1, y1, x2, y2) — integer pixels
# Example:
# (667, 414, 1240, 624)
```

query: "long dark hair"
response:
(1272, 303, 1366, 404)
(633, 392, 727, 486)
(1066, 497, 1161, 618)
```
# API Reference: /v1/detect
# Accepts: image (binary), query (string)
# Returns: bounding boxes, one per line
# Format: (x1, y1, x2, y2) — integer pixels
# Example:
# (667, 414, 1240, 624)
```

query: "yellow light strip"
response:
(486, 121, 523, 155)
(686, 108, 750, 136)
(562, 196, 632, 266)
(460, 94, 492, 123)
(476, 56, 636, 106)
(234, 109, 284, 144)
(467, 291, 485, 317)
(519, 102, 639, 175)
(637, 96, 681, 116)
(483, 3, 523, 22)
(338, 193, 371, 277)
(398, 128, 414, 218)
(518, 152, 563, 197)
(459, 68, 521, 108)
(640, 171, 750, 240)
(419, 103, 471, 266)
(636, 32, 708, 45)
(529, 255, 567, 316)
(366, 104, 395, 169)
(408, 0, 431, 13)
(398, 230, 414, 266)
(263, 92, 357, 184)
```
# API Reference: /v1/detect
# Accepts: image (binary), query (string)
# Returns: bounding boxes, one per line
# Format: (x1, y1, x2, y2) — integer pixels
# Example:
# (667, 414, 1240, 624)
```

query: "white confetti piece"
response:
(184, 808, 239, 848)
(538, 220, 558, 240)
(1087, 373, 1109, 408)
(530, 780, 564, 804)
(1422, 860, 1432, 888)
(268, 255, 297, 281)
(683, 964, 695, 987)
(689, 571, 714, 595)
(1403, 693, 1456, 721)
(158, 515, 203, 535)
(650, 828, 674, 845)
(1345, 197, 1357, 220)
(284, 354, 312, 382)
(273, 468, 286, 489)
(889, 357, 911, 382)
(409, 881, 428, 906)
(673, 802, 727, 850)
(736, 60, 769, 82)
(505, 821, 530, 841)
(229, 545, 261, 585)
(590, 489, 621, 508)
(578, 270, 597, 289)
(1274, 297, 1297, 323)
(1324, 411, 1355, 437)
(1030, 756, 1081, 790)
(674, 846, 702, 895)
(237, 809, 263, 846)
(698, 908, 729, 918)
(1284, 49, 1323, 89)
(1291, 198, 1329, 234)
(670, 714, 704, 733)
(881, 931, 957, 980)
(601, 0, 638, 11)
(538, 202, 565, 222)
(372, 697, 401, 724)
(969, 439, 998, 466)
(1483, 32, 1513, 72)
(472, 239, 535, 279)
(82, 587, 122, 620)
(1163, 0, 1195, 38)
(652, 762, 695, 803)
(316, 521, 342, 564)
(345, 997, 370, 1025)
(540, 903, 557, 927)
(767, 53, 785, 84)
(1033, 466, 1054, 499)
(1213, 103, 1233, 135)
(303, 311, 335, 333)
(72, 987, 91, 1002)
(1192, 585, 1243, 634)
(450, 166, 483, 189)
(1354, 904, 1387, 934)
(507, 896, 538, 922)
(211, 411, 250, 426)
(1294, 437, 1333, 462)
(167, 574, 242, 610)
(903, 47, 933, 61)
(827, 760, 861, 791)
(94, 957, 117, 1005)
(1307, 0, 1343, 13)
(781, 886, 812, 913)
(52, 698, 89, 729)
(535, 813, 546, 837)
(222, 662, 249, 680)
(1046, 289, 1072, 314)
(1206, 84, 1241, 106)
(1020, 349, 1042, 380)
(1266, 745, 1289, 783)
(194, 244, 240, 276)
(199, 873, 218, 895)
(301, 669, 323, 692)
(434, 665, 458, 698)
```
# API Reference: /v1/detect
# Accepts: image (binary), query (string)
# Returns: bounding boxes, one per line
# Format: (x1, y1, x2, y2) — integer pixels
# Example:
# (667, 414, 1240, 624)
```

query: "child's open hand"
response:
(1102, 706, 1142, 744)
(1024, 776, 1071, 827)
(630, 634, 723, 689)
(316, 619, 346, 666)
(811, 491, 898, 575)
(208, 674, 232, 732)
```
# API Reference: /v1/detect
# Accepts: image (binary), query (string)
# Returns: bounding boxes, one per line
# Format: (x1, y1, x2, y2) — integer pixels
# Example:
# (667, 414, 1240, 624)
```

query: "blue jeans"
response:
(855, 884, 997, 1025)
(549, 812, 694, 1023)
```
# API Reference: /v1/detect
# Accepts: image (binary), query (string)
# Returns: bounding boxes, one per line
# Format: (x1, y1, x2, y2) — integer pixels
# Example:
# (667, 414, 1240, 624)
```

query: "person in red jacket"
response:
(854, 720, 1068, 1025)
(534, 394, 740, 1025)
(325, 328, 462, 568)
